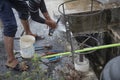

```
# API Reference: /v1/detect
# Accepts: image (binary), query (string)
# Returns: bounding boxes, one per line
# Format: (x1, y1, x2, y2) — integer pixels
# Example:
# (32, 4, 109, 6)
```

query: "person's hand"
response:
(45, 20, 57, 29)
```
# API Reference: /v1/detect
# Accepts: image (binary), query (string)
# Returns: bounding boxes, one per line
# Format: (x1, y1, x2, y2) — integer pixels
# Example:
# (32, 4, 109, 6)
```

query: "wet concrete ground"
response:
(1, 0, 119, 79)
(0, 1, 70, 79)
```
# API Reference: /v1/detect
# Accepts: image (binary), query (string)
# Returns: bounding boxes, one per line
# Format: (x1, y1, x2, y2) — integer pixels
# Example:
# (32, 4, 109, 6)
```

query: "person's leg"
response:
(0, 1, 29, 70)
(20, 20, 37, 37)
(4, 37, 18, 68)
(0, 1, 18, 67)
(9, 0, 35, 36)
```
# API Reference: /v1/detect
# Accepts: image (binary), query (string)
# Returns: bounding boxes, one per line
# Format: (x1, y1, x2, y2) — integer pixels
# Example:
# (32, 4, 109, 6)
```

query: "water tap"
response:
(48, 28, 55, 36)
(48, 16, 61, 36)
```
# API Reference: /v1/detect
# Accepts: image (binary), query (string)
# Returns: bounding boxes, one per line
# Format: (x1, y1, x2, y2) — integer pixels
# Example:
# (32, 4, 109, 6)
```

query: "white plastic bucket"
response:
(20, 35, 35, 58)
(74, 57, 89, 72)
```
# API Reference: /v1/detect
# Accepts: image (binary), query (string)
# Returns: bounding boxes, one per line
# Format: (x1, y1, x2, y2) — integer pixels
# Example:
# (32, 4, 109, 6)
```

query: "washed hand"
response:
(45, 20, 57, 29)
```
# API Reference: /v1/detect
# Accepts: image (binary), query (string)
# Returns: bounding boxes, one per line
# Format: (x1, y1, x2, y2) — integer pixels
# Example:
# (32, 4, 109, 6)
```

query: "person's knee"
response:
(4, 25, 17, 37)
(0, 0, 17, 37)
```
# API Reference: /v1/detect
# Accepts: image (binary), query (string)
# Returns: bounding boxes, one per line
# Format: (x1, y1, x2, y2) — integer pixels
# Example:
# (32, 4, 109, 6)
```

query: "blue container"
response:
(47, 50, 63, 62)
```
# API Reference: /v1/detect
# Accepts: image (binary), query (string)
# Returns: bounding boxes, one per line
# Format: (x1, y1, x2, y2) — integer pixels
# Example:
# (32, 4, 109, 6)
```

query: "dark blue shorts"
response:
(0, 0, 29, 37)
(0, 1, 17, 37)
(9, 0, 29, 20)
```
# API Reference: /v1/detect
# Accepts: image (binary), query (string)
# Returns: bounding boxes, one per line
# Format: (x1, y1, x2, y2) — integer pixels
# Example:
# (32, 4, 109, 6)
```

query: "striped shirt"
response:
(28, 0, 47, 23)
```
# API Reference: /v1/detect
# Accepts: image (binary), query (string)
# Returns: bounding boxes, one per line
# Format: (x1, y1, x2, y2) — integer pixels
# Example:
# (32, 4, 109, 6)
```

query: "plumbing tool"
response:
(48, 16, 61, 36)
(43, 50, 63, 62)
(35, 45, 53, 51)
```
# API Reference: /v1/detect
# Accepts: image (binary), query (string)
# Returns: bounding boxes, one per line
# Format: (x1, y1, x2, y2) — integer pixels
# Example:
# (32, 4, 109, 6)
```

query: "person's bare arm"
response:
(29, 0, 56, 28)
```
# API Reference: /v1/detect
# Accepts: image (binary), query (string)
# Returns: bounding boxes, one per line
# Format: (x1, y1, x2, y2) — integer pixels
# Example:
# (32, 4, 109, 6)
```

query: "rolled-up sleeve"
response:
(28, 0, 46, 24)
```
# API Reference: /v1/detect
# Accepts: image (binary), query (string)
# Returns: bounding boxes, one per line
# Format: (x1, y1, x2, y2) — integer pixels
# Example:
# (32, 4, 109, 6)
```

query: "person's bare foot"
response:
(6, 59, 18, 68)
(6, 59, 29, 71)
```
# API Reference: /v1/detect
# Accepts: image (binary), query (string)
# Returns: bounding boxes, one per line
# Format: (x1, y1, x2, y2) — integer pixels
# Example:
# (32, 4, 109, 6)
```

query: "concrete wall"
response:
(66, 7, 120, 34)
(66, 10, 108, 33)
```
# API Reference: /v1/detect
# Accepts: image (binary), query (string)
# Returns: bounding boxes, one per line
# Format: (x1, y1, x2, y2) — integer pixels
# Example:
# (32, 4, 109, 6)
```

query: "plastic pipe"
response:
(41, 43, 120, 58)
